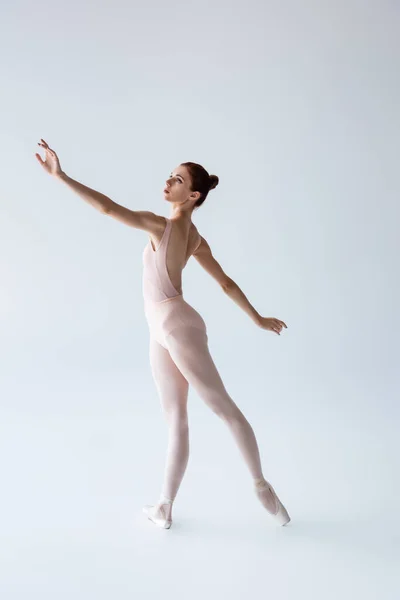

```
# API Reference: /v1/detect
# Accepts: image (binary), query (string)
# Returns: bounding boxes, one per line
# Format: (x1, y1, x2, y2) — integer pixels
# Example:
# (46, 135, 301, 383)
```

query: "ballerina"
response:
(36, 138, 290, 529)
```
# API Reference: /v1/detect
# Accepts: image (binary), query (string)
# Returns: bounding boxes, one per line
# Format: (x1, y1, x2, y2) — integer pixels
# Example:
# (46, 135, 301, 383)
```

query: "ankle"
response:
(159, 494, 174, 505)
(254, 477, 267, 487)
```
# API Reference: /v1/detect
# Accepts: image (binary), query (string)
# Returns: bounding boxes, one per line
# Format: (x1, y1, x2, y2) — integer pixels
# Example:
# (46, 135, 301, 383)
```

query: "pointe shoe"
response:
(255, 479, 291, 526)
(143, 501, 173, 529)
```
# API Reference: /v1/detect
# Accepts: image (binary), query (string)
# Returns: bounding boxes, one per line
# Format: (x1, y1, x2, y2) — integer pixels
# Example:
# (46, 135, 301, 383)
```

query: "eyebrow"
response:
(171, 172, 185, 181)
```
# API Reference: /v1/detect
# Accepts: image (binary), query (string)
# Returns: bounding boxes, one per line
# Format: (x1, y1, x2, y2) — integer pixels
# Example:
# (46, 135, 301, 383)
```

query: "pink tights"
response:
(146, 296, 265, 502)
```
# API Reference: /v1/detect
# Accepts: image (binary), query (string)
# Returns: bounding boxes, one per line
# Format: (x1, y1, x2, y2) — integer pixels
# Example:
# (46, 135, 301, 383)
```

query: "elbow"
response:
(102, 197, 116, 215)
(222, 277, 233, 290)
(102, 201, 112, 215)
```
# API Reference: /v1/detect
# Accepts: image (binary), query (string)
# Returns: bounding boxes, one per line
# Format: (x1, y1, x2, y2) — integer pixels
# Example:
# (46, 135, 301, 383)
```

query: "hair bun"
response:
(209, 174, 219, 190)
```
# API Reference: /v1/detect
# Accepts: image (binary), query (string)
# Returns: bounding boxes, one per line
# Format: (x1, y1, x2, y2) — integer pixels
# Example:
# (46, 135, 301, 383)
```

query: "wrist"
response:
(254, 312, 262, 326)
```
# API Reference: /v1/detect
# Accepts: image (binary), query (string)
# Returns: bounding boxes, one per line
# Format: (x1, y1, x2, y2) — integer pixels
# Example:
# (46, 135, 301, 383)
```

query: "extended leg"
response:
(165, 326, 265, 480)
(165, 326, 291, 524)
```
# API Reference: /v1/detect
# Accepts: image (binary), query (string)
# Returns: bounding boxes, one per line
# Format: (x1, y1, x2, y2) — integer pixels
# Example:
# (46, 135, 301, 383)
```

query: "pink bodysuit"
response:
(141, 217, 266, 503)
(142, 217, 206, 348)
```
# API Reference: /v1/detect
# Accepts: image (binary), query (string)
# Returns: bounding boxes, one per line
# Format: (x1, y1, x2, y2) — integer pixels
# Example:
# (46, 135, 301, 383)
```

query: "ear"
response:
(190, 191, 201, 202)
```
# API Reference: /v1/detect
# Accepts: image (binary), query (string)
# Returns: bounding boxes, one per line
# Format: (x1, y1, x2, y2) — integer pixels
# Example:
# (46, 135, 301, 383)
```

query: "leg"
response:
(165, 326, 290, 522)
(165, 326, 264, 481)
(148, 336, 190, 504)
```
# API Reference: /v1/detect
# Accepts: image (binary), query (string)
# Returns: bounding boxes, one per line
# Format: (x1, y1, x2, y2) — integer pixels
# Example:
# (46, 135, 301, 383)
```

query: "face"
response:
(163, 165, 201, 208)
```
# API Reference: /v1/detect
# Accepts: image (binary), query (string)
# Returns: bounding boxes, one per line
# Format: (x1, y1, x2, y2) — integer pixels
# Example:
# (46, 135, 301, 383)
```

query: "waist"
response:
(143, 293, 207, 333)
(144, 293, 185, 323)
(144, 293, 185, 315)
(145, 293, 183, 305)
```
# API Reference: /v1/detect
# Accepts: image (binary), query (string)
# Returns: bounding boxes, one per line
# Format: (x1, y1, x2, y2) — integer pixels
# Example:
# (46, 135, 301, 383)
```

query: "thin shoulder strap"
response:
(158, 217, 171, 250)
(194, 233, 202, 253)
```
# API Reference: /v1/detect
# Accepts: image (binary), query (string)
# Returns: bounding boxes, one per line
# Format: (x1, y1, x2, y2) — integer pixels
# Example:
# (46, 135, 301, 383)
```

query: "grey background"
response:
(1, 1, 399, 598)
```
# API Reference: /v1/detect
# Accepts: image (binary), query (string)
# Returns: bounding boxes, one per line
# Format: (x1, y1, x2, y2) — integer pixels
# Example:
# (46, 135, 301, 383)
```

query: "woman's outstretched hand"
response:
(35, 139, 63, 177)
(258, 317, 287, 335)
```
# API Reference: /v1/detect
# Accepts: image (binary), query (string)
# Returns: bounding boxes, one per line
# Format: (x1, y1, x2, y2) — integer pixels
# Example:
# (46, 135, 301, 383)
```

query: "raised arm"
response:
(193, 236, 287, 335)
(59, 172, 162, 232)
(36, 138, 162, 234)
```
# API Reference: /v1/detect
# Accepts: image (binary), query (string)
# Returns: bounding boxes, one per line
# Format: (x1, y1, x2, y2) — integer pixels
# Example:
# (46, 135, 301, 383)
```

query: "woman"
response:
(36, 138, 290, 529)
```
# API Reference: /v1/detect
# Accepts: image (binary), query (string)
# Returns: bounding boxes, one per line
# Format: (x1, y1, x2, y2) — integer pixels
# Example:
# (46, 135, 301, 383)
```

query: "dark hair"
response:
(181, 162, 219, 210)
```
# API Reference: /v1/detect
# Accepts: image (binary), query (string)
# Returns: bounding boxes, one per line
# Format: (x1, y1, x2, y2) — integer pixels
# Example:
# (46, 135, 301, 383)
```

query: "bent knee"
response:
(207, 396, 244, 422)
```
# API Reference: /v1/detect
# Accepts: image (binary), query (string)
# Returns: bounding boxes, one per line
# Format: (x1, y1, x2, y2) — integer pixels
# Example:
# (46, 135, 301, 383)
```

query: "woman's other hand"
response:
(258, 317, 287, 335)
(35, 139, 64, 177)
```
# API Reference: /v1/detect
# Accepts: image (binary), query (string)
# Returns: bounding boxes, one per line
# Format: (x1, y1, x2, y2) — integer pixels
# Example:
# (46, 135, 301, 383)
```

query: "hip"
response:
(144, 294, 207, 339)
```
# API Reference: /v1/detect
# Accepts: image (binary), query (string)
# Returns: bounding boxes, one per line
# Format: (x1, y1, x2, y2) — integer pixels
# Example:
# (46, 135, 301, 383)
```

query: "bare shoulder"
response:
(191, 224, 202, 248)
(193, 234, 209, 256)
(105, 201, 165, 235)
(172, 220, 201, 253)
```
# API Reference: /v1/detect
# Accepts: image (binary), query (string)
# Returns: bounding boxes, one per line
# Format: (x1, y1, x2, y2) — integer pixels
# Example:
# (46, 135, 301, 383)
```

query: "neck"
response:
(169, 209, 194, 222)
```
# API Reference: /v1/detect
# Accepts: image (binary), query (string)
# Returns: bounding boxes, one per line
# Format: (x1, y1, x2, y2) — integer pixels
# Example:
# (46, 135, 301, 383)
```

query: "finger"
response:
(40, 141, 53, 153)
(39, 144, 53, 156)
(35, 155, 48, 170)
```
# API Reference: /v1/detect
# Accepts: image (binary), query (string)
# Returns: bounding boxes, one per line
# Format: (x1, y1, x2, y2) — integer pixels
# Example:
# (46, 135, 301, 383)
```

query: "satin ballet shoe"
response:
(254, 479, 291, 526)
(143, 500, 173, 529)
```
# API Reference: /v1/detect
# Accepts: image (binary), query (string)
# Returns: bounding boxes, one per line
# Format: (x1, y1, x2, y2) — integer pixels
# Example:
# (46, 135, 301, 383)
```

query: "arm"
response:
(193, 236, 262, 326)
(57, 172, 113, 214)
(221, 280, 262, 326)
(57, 172, 160, 231)
(36, 139, 160, 232)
